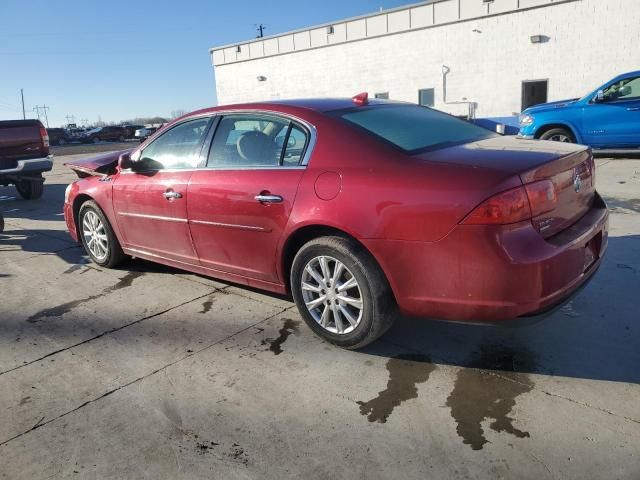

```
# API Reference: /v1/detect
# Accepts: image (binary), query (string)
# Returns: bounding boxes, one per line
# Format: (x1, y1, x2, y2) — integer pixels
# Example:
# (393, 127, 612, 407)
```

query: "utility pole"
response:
(256, 24, 266, 38)
(33, 105, 50, 127)
(20, 89, 25, 120)
(65, 114, 75, 126)
(41, 105, 49, 127)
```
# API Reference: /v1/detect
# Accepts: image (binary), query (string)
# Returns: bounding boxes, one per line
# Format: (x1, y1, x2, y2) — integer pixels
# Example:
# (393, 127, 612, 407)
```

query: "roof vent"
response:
(352, 92, 369, 106)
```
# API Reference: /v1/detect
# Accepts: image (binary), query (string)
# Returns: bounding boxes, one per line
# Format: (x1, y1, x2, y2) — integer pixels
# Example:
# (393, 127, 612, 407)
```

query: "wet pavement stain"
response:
(63, 264, 86, 274)
(446, 347, 535, 450)
(27, 271, 143, 323)
(200, 298, 214, 314)
(261, 318, 299, 355)
(357, 354, 436, 423)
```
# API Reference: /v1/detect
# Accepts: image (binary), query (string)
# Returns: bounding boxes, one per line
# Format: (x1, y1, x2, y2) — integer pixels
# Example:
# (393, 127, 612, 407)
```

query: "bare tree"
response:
(170, 110, 187, 119)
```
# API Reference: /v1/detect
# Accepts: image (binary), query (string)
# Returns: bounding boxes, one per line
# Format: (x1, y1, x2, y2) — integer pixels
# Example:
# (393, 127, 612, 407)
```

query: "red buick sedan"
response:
(64, 95, 608, 348)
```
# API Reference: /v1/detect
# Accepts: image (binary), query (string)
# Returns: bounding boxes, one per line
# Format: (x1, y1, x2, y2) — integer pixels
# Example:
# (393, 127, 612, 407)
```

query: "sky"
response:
(0, 0, 413, 127)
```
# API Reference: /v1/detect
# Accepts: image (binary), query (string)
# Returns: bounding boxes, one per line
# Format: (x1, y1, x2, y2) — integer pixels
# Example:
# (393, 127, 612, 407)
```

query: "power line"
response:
(33, 105, 50, 127)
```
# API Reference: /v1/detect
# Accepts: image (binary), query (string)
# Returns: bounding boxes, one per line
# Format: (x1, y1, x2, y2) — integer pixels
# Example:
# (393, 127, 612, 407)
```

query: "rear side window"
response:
(336, 105, 495, 153)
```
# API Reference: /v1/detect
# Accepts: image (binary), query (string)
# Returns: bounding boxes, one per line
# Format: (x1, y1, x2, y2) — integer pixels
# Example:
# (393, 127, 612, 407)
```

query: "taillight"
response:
(462, 186, 531, 225)
(525, 180, 557, 216)
(462, 180, 558, 225)
(40, 126, 49, 149)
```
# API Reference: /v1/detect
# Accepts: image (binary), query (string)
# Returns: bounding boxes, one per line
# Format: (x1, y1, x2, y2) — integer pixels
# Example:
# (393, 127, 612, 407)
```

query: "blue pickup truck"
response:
(518, 71, 640, 149)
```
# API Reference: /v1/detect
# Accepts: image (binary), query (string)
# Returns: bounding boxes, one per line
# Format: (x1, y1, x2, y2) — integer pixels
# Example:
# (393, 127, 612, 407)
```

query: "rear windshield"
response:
(335, 104, 496, 153)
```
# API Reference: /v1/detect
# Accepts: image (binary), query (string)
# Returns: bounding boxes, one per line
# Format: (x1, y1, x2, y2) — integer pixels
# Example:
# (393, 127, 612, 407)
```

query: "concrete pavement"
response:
(0, 153, 638, 479)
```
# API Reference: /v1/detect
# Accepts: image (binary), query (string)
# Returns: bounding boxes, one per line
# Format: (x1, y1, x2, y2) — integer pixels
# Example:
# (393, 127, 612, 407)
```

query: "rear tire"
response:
(291, 236, 395, 349)
(15, 176, 44, 200)
(93, 136, 101, 144)
(539, 128, 575, 143)
(118, 135, 125, 142)
(58, 138, 66, 146)
(78, 200, 127, 268)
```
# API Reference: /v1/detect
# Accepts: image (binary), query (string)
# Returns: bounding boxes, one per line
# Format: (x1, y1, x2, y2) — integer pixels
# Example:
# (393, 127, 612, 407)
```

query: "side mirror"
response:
(118, 152, 132, 170)
(595, 89, 605, 103)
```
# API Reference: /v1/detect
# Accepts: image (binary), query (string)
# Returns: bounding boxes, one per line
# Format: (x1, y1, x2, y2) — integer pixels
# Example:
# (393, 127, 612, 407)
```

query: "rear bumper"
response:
(363, 194, 609, 323)
(0, 156, 53, 177)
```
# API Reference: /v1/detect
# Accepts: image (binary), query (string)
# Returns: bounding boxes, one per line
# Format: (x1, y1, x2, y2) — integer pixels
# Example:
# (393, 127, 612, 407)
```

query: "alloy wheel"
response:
(548, 134, 571, 142)
(300, 255, 364, 334)
(82, 210, 109, 261)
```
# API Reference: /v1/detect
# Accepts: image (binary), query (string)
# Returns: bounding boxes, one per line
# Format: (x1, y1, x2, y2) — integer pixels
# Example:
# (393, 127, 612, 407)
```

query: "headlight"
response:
(64, 183, 72, 203)
(519, 114, 534, 126)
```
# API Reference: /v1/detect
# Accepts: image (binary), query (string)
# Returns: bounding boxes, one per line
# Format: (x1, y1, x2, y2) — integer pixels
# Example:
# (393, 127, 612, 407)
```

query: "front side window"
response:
(336, 104, 496, 154)
(208, 114, 308, 167)
(140, 117, 211, 170)
(602, 76, 640, 102)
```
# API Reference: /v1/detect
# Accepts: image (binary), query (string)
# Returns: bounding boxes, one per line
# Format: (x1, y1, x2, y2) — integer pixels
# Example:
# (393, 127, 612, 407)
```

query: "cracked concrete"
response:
(0, 154, 639, 479)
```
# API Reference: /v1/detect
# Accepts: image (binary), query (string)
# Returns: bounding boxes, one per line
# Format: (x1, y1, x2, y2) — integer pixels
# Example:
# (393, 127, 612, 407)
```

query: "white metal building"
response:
(210, 0, 640, 118)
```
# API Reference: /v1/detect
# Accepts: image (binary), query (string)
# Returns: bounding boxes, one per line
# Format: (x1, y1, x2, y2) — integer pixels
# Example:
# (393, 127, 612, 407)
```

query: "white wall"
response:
(212, 0, 640, 117)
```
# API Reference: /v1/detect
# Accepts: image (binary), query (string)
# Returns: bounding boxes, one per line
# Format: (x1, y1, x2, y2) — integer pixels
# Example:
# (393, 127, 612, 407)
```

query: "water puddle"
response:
(357, 354, 436, 423)
(261, 318, 299, 355)
(446, 346, 535, 450)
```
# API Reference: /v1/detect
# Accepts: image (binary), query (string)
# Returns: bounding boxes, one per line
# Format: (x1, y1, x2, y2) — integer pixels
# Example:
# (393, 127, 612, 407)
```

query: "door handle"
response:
(627, 107, 640, 111)
(255, 194, 283, 203)
(163, 191, 183, 200)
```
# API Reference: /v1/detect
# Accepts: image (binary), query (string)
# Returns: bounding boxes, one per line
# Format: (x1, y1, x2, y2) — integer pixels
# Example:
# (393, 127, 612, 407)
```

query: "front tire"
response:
(15, 176, 44, 200)
(78, 200, 127, 268)
(92, 136, 101, 144)
(291, 236, 395, 349)
(539, 128, 575, 143)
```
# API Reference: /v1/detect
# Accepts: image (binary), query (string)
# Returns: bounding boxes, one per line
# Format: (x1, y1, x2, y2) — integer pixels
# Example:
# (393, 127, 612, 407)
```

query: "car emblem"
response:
(573, 170, 582, 193)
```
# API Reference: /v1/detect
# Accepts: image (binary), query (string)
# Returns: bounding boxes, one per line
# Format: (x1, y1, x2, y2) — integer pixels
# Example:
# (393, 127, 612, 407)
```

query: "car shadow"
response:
(362, 234, 640, 385)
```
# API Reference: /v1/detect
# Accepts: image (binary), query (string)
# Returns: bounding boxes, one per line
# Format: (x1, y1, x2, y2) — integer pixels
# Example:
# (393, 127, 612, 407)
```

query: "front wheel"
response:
(92, 136, 101, 144)
(15, 176, 44, 200)
(539, 128, 575, 143)
(78, 200, 127, 268)
(118, 135, 125, 142)
(291, 236, 395, 349)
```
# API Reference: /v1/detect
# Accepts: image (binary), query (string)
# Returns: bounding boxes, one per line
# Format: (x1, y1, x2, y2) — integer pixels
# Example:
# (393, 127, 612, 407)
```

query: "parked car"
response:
(519, 70, 640, 149)
(122, 124, 144, 139)
(0, 119, 52, 199)
(134, 126, 157, 142)
(46, 127, 71, 146)
(81, 126, 127, 144)
(63, 95, 608, 348)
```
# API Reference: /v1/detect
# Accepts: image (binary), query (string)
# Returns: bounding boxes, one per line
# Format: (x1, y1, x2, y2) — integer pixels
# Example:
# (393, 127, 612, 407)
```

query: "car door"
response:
(188, 113, 312, 283)
(112, 116, 213, 264)
(581, 75, 640, 147)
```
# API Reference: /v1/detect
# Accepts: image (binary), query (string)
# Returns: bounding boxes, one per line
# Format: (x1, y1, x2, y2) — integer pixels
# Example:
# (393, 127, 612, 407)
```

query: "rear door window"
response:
(207, 114, 308, 167)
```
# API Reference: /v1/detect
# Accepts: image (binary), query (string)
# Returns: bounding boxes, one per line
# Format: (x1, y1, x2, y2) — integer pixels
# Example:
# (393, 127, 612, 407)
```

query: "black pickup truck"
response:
(0, 119, 53, 200)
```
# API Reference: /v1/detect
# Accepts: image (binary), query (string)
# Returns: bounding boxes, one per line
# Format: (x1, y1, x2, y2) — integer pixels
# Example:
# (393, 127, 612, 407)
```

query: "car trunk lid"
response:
(520, 147, 595, 238)
(413, 136, 596, 238)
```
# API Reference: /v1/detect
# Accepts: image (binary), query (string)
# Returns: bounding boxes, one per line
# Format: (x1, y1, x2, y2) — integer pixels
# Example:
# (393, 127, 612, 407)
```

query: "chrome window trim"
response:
(119, 165, 306, 174)
(122, 109, 317, 173)
(205, 109, 317, 167)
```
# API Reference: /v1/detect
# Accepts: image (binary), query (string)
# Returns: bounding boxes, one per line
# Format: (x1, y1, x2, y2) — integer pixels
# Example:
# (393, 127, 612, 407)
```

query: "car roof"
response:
(186, 97, 400, 118)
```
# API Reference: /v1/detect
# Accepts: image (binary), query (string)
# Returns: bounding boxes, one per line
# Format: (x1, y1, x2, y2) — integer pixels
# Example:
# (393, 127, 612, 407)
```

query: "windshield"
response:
(334, 104, 496, 153)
